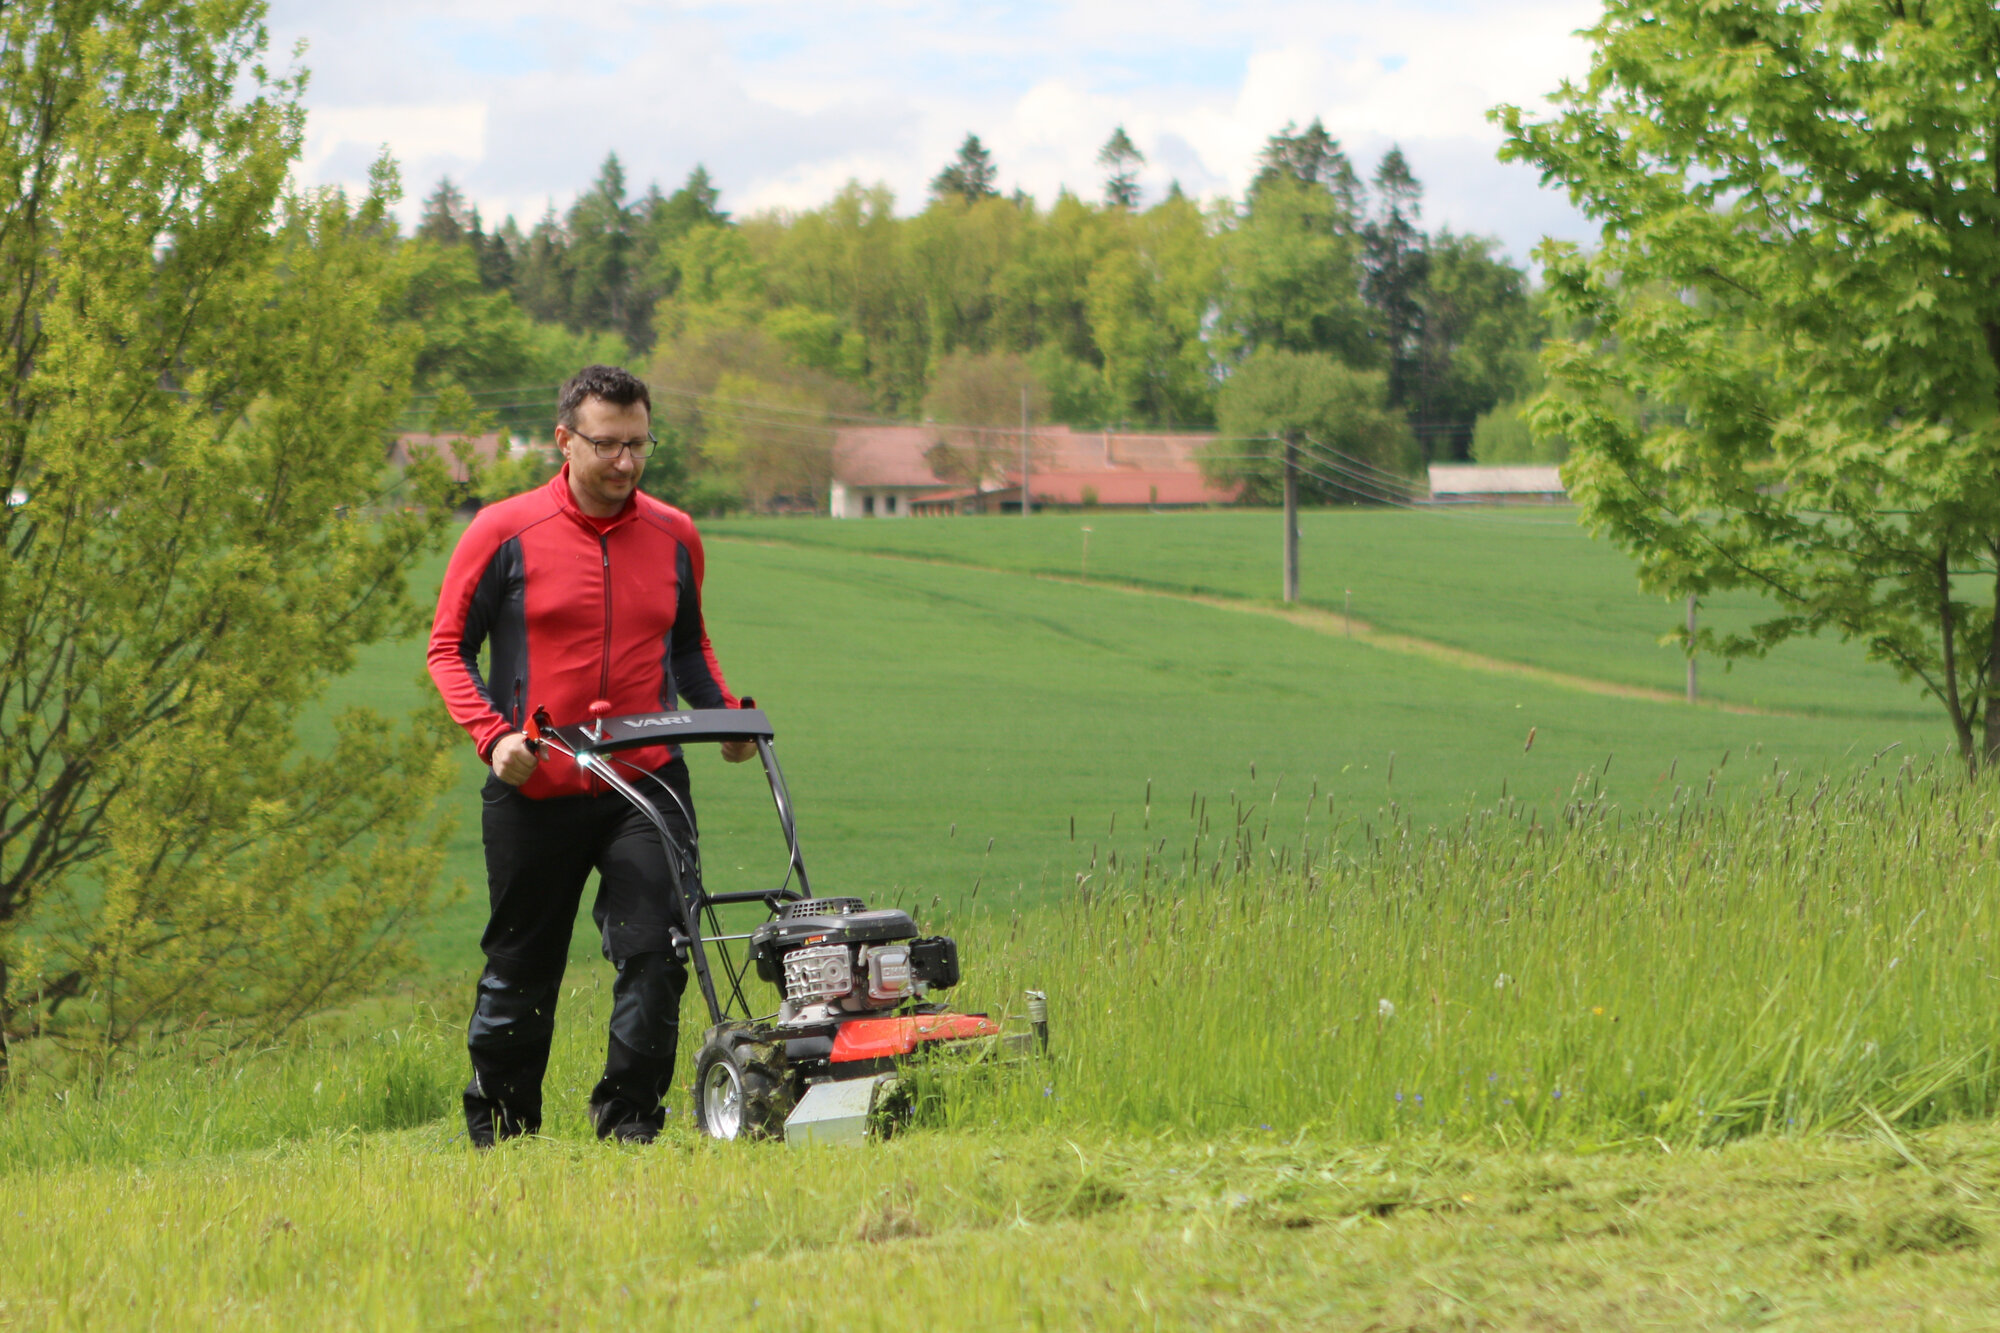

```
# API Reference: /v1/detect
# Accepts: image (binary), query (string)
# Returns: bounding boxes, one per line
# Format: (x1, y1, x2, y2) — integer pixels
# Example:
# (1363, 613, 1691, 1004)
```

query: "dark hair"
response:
(557, 364, 652, 427)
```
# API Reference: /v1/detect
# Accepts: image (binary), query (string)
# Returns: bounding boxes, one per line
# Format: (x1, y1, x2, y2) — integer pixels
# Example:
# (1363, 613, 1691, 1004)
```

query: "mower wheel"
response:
(691, 1024, 793, 1141)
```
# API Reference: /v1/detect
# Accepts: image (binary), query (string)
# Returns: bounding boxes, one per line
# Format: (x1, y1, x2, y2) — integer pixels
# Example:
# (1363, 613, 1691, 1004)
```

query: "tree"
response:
(417, 177, 474, 246)
(1361, 148, 1428, 414)
(931, 134, 999, 203)
(1498, 0, 2000, 770)
(568, 154, 640, 346)
(921, 351, 1050, 484)
(1098, 127, 1145, 209)
(1205, 351, 1417, 503)
(513, 205, 574, 327)
(0, 1, 460, 1076)
(1223, 177, 1376, 369)
(1250, 119, 1363, 223)
(1411, 232, 1534, 460)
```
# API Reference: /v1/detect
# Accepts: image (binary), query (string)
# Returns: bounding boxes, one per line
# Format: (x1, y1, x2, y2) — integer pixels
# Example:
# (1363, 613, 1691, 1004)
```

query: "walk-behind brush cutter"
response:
(530, 701, 1042, 1144)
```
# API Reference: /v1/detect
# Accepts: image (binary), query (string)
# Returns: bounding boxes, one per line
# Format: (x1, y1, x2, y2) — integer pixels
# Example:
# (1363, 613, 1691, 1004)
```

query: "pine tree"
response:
(1250, 119, 1363, 226)
(1361, 147, 1429, 421)
(417, 177, 473, 246)
(930, 134, 999, 203)
(1098, 127, 1145, 209)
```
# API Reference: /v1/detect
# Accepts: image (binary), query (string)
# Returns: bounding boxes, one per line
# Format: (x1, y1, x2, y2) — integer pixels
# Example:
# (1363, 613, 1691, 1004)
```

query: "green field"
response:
(707, 507, 1930, 720)
(343, 509, 1941, 976)
(9, 505, 1994, 1328)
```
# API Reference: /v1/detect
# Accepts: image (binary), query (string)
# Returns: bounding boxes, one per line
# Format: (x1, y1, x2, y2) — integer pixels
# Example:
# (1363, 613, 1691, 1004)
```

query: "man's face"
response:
(557, 396, 651, 515)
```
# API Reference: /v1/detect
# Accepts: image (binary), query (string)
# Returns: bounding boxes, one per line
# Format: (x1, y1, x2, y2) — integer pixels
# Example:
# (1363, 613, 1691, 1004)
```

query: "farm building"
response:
(830, 424, 1240, 517)
(1426, 463, 1567, 502)
(388, 431, 509, 483)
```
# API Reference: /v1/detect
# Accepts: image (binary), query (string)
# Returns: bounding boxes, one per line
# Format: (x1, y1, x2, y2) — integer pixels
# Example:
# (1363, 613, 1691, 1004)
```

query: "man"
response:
(427, 364, 752, 1146)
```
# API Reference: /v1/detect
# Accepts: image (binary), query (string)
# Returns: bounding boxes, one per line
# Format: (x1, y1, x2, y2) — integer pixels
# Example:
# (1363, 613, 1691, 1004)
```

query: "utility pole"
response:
(1686, 593, 1698, 704)
(1020, 385, 1031, 518)
(1282, 433, 1299, 603)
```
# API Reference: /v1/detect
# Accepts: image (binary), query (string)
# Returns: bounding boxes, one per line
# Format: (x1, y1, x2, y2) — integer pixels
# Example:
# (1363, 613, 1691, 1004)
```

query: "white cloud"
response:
(302, 103, 487, 186)
(268, 0, 1601, 259)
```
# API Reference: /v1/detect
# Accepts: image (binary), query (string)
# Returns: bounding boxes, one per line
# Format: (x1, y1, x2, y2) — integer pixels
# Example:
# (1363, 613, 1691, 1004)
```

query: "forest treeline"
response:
(403, 123, 1555, 509)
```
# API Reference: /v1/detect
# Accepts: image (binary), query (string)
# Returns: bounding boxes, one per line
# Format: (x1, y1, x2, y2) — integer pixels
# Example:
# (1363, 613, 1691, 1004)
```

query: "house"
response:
(387, 431, 511, 483)
(831, 424, 1239, 517)
(1426, 464, 1567, 502)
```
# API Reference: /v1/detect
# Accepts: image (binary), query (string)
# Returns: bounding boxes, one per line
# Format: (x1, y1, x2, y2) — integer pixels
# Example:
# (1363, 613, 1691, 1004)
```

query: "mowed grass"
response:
(14, 1124, 2000, 1329)
(8, 508, 1983, 1325)
(10, 764, 2000, 1326)
(335, 523, 1941, 977)
(707, 508, 1930, 719)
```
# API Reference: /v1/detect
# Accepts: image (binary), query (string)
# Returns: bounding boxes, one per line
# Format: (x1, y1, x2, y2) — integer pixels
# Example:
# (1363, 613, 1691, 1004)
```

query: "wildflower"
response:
(1592, 1006, 1604, 1016)
(1494, 973, 1511, 990)
(1378, 998, 1396, 1019)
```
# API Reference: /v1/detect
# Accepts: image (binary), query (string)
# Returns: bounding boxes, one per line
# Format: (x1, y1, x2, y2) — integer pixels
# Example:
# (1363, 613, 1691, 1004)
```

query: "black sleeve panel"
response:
(461, 534, 528, 731)
(668, 540, 729, 710)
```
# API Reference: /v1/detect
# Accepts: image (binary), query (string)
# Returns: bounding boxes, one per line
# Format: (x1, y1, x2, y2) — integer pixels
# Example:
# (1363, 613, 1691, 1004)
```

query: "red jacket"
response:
(427, 468, 737, 799)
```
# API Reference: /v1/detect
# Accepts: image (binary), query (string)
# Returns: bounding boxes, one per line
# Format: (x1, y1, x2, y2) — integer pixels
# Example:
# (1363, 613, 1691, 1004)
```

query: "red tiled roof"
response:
(1004, 469, 1238, 507)
(388, 431, 508, 483)
(832, 427, 951, 488)
(833, 424, 1217, 488)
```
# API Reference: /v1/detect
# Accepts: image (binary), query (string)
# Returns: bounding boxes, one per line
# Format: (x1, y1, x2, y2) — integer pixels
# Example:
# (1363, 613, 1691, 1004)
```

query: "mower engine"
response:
(748, 897, 960, 1025)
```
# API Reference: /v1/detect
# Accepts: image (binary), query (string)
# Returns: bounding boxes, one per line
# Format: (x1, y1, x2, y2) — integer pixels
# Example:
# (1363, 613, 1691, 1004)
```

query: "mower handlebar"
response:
(544, 707, 775, 756)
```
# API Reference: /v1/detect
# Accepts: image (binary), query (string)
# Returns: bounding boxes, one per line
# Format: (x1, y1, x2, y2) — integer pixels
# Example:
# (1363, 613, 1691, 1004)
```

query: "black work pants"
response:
(464, 758, 696, 1141)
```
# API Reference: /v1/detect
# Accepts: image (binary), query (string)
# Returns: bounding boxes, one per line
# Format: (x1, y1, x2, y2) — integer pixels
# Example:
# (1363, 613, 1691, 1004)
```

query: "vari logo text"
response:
(624, 715, 693, 728)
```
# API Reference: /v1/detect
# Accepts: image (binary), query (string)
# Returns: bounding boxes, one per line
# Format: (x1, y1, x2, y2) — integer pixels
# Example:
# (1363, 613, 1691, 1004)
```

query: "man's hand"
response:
(491, 732, 541, 786)
(720, 739, 757, 764)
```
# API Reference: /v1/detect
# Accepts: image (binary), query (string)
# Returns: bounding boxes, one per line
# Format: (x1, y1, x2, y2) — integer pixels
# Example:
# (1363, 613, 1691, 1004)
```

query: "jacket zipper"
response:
(597, 532, 613, 698)
(594, 531, 612, 795)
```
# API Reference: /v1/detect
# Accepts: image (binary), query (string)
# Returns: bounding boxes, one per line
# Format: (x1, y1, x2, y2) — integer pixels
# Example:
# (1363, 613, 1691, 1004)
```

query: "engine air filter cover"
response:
(751, 908, 917, 956)
(780, 897, 867, 920)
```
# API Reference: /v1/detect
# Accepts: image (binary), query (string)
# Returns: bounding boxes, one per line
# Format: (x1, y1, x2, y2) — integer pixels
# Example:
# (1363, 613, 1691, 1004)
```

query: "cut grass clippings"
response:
(9, 1124, 2000, 1328)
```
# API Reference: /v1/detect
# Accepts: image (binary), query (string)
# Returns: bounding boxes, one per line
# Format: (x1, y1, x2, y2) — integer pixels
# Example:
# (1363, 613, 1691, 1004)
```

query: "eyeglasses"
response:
(569, 429, 656, 460)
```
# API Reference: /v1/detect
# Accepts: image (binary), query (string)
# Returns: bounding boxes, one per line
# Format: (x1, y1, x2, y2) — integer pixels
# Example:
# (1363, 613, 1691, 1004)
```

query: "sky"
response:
(269, 0, 1603, 263)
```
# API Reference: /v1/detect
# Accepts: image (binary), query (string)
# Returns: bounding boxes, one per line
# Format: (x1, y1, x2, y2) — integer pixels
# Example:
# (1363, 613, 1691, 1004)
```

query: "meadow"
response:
(9, 506, 1999, 1328)
(337, 509, 1938, 975)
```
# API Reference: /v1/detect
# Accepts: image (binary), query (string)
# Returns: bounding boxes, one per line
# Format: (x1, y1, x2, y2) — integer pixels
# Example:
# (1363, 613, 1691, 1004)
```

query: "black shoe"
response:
(466, 1085, 536, 1148)
(589, 1099, 661, 1144)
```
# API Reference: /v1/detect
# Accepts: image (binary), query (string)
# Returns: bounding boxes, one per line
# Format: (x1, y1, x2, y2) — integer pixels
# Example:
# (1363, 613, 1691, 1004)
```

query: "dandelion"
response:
(1494, 973, 1512, 990)
(1592, 1006, 1604, 1016)
(1378, 998, 1396, 1019)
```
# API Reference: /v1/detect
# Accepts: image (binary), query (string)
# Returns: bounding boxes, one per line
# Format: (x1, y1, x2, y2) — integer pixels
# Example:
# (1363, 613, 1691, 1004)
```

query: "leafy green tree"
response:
(930, 134, 1000, 203)
(1223, 176, 1376, 369)
(1098, 127, 1145, 209)
(1206, 351, 1417, 502)
(0, 0, 459, 1075)
(1412, 232, 1534, 459)
(1498, 0, 2000, 769)
(921, 350, 1049, 482)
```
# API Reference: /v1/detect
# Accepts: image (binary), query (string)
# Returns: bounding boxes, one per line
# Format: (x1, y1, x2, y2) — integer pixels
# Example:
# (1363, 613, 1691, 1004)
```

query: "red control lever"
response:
(587, 699, 611, 741)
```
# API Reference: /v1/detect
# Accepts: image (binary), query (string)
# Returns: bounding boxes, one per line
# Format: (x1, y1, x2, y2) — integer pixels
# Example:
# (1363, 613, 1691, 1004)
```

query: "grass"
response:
(13, 1124, 2000, 1328)
(705, 508, 1931, 720)
(9, 763, 2000, 1324)
(7, 505, 1988, 1325)
(347, 520, 1940, 977)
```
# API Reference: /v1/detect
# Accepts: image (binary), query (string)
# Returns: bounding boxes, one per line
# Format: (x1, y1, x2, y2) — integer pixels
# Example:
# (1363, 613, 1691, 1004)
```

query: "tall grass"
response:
(947, 750, 2000, 1144)
(8, 751, 2000, 1163)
